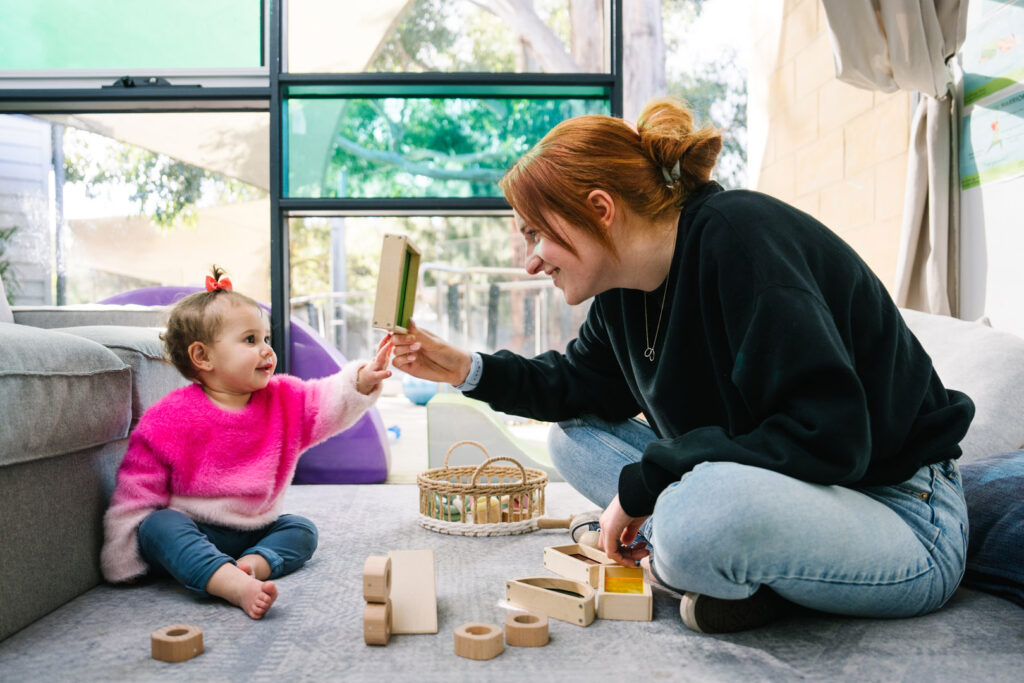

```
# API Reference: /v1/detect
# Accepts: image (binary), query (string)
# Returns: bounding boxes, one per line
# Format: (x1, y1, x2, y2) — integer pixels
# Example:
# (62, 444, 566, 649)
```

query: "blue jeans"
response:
(138, 509, 318, 597)
(549, 414, 969, 618)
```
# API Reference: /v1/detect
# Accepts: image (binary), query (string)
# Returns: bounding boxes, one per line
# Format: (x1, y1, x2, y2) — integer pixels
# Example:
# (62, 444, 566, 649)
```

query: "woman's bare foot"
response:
(206, 563, 279, 619)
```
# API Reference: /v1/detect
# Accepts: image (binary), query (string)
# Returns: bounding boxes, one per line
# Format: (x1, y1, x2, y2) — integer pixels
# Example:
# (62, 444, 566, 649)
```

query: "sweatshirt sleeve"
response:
(303, 360, 382, 448)
(466, 298, 641, 423)
(100, 430, 172, 583)
(619, 286, 873, 516)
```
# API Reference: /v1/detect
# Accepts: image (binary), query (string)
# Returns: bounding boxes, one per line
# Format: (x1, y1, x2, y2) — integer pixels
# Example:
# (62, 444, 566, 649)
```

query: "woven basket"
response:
(416, 440, 548, 536)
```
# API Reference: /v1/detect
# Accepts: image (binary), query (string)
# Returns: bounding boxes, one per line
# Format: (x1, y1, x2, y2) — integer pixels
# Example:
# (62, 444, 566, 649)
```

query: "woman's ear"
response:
(587, 189, 616, 228)
(188, 341, 213, 373)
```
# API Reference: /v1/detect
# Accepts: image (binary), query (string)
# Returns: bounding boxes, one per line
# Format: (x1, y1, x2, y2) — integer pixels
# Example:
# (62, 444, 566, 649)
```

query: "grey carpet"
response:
(1, 483, 1022, 682)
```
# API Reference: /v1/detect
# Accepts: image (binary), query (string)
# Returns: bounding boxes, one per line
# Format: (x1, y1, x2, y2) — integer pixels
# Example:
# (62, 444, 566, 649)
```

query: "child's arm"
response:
(302, 336, 393, 448)
(357, 335, 393, 395)
(100, 433, 171, 583)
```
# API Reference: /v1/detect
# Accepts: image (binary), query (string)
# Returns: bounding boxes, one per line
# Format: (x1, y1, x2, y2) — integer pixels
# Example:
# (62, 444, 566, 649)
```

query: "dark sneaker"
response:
(679, 587, 791, 633)
(569, 510, 602, 543)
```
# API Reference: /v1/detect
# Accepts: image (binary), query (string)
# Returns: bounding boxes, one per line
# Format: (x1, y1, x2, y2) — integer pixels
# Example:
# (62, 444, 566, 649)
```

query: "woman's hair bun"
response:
(637, 96, 723, 198)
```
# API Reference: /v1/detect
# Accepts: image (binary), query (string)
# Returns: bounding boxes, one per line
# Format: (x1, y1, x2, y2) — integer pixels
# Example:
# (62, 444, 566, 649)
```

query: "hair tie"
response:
(205, 275, 233, 292)
(661, 159, 681, 187)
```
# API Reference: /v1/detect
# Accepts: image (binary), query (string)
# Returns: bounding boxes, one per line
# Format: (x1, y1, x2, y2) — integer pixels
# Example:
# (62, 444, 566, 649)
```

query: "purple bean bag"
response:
(100, 286, 390, 484)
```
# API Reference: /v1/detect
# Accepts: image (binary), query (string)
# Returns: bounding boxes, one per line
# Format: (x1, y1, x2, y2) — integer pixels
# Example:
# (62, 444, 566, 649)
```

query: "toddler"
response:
(101, 267, 392, 619)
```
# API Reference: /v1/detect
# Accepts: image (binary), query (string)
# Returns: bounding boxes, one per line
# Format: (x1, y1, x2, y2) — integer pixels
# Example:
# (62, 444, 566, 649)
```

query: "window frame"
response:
(0, 0, 624, 371)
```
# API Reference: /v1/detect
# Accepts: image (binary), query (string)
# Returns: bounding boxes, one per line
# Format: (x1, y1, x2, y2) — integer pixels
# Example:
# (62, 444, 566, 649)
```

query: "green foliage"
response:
(63, 127, 265, 230)
(0, 224, 17, 302)
(308, 97, 606, 199)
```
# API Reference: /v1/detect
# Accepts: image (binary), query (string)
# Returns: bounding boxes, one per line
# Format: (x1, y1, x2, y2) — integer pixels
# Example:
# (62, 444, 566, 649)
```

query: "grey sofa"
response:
(1, 288, 1022, 678)
(0, 295, 187, 641)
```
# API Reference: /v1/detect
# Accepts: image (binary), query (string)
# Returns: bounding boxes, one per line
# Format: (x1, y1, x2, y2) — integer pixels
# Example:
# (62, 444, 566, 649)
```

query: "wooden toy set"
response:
(416, 441, 548, 536)
(372, 233, 421, 333)
(506, 543, 654, 625)
(363, 550, 438, 646)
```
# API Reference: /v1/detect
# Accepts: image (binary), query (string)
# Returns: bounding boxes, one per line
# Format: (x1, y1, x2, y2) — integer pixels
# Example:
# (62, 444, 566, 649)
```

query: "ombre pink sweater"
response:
(101, 361, 379, 583)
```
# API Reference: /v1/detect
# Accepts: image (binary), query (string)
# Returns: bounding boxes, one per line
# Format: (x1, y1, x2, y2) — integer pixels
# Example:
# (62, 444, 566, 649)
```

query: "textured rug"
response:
(1, 483, 1022, 682)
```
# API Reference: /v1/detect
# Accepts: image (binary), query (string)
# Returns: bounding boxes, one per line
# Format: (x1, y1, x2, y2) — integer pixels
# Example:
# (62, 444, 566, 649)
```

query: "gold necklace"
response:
(643, 274, 671, 362)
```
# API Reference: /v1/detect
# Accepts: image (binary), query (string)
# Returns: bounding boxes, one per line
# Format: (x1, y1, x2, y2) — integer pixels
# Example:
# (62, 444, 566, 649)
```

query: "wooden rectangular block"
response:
(387, 549, 437, 634)
(505, 576, 595, 627)
(372, 233, 421, 333)
(596, 565, 652, 621)
(543, 544, 616, 587)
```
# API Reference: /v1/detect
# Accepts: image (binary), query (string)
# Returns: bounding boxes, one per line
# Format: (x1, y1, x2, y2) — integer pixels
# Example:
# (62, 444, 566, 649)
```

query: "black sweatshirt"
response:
(466, 182, 975, 517)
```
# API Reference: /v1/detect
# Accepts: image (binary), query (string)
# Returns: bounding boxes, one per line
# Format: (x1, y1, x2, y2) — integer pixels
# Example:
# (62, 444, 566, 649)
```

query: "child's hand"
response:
(357, 334, 393, 395)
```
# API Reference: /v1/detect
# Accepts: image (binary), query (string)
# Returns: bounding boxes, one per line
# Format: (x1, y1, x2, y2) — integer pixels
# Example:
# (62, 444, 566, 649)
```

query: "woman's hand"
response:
(599, 494, 650, 567)
(356, 334, 393, 395)
(391, 320, 473, 386)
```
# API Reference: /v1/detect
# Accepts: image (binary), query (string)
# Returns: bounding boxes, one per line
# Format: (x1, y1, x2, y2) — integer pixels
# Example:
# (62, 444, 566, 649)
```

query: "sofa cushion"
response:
(0, 324, 132, 467)
(960, 450, 1024, 607)
(901, 308, 1024, 465)
(54, 325, 190, 424)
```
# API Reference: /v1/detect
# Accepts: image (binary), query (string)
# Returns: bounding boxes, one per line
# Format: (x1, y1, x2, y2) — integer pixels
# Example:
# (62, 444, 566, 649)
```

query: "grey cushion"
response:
(11, 304, 166, 329)
(54, 326, 190, 424)
(0, 325, 132, 467)
(901, 308, 1024, 464)
(0, 277, 11, 323)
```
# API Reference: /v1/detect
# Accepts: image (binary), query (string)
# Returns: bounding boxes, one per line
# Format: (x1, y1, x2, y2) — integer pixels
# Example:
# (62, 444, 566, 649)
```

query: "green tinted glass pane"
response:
(0, 0, 262, 70)
(287, 0, 609, 74)
(285, 97, 610, 198)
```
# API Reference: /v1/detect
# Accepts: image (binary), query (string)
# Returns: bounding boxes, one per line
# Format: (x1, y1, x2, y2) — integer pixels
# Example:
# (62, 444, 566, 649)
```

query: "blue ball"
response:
(402, 376, 439, 405)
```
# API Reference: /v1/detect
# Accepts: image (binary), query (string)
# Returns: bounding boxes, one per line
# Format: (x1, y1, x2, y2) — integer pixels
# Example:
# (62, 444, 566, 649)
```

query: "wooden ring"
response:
(363, 555, 391, 603)
(453, 622, 504, 660)
(363, 599, 392, 645)
(505, 612, 549, 647)
(151, 624, 204, 662)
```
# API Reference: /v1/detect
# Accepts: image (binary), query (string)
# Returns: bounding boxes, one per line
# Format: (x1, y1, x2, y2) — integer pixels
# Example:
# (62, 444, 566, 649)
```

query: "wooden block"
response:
(505, 576, 595, 627)
(151, 624, 203, 663)
(504, 612, 549, 647)
(543, 543, 616, 587)
(363, 599, 392, 645)
(453, 622, 504, 660)
(387, 549, 437, 634)
(596, 565, 652, 621)
(372, 233, 421, 333)
(362, 555, 391, 603)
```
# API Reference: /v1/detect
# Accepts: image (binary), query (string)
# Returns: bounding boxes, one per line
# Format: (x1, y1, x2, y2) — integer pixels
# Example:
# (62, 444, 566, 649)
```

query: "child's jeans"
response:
(137, 509, 318, 596)
(549, 414, 969, 618)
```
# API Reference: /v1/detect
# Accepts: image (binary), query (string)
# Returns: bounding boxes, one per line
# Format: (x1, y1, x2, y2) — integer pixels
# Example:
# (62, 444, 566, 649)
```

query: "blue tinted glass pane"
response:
(0, 0, 262, 70)
(285, 97, 610, 198)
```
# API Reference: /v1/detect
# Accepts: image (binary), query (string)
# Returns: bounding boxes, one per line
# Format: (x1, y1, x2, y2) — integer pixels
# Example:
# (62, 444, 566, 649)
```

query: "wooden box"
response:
(543, 543, 616, 587)
(596, 565, 652, 621)
(372, 233, 421, 333)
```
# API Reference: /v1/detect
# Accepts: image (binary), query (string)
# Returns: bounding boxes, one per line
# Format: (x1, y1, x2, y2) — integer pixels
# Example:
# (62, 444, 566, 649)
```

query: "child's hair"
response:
(161, 265, 264, 380)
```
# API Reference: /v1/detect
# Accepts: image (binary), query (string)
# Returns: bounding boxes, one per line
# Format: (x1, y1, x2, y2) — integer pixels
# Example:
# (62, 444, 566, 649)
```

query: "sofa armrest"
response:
(12, 304, 167, 329)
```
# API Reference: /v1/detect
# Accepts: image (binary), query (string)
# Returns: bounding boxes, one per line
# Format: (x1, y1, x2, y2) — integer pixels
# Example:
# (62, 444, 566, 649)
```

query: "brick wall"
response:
(751, 0, 909, 292)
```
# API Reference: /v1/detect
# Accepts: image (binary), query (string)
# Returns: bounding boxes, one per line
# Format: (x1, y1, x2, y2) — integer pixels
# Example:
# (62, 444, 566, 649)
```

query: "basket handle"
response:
(444, 440, 491, 468)
(471, 456, 528, 485)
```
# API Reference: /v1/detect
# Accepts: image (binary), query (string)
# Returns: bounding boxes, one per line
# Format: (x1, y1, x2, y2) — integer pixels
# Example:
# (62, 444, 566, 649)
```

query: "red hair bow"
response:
(205, 275, 233, 292)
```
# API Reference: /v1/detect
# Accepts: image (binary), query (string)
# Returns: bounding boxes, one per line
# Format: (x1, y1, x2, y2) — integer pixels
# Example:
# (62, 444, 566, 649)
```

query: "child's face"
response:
(201, 300, 276, 395)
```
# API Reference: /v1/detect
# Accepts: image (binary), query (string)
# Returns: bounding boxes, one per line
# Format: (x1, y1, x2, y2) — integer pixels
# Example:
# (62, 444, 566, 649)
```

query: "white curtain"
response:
(821, 0, 968, 316)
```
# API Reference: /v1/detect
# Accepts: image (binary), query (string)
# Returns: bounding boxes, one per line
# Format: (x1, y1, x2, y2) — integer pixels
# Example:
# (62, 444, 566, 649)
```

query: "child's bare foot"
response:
(237, 554, 272, 580)
(206, 563, 279, 619)
(241, 579, 278, 619)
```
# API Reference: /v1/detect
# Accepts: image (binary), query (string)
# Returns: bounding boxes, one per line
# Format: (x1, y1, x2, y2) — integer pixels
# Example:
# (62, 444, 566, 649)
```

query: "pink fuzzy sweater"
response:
(101, 361, 379, 583)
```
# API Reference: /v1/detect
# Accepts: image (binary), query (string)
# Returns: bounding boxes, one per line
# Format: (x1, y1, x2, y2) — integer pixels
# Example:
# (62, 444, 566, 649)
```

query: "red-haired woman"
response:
(391, 97, 973, 634)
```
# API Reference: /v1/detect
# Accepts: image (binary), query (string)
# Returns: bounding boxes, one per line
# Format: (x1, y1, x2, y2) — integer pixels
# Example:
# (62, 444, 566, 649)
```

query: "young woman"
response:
(391, 97, 974, 633)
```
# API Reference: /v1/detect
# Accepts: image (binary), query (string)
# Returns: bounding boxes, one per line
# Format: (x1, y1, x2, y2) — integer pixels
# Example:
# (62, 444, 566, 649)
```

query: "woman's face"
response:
(515, 210, 614, 305)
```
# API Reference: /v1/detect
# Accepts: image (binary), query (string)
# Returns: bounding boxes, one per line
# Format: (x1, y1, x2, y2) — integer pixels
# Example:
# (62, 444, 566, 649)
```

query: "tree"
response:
(62, 127, 265, 230)
(0, 225, 18, 303)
